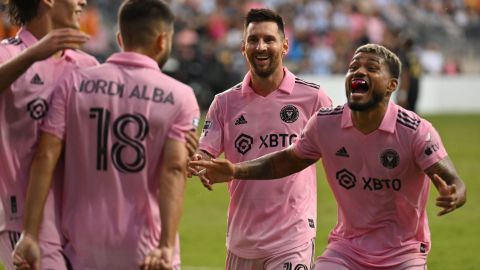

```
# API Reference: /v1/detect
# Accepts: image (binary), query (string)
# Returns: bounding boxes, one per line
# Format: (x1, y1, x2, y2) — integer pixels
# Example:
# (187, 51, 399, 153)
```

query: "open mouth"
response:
(350, 78, 369, 94)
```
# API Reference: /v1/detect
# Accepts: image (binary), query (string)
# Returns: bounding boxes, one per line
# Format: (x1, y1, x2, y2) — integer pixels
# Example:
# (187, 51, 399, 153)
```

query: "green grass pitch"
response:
(179, 114, 480, 269)
(1, 114, 478, 269)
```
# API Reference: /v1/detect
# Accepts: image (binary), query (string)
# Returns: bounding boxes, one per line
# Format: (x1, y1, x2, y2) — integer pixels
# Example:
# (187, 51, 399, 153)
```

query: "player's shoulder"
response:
(214, 82, 242, 102)
(294, 77, 322, 91)
(316, 105, 344, 117)
(68, 49, 99, 66)
(0, 37, 24, 59)
(396, 106, 424, 132)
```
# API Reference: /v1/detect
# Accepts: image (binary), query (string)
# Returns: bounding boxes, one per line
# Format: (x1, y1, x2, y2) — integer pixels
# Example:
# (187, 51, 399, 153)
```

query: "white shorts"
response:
(226, 238, 315, 270)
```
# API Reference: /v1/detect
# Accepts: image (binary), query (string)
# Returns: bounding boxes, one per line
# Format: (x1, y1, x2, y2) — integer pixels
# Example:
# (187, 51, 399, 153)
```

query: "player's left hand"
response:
(432, 174, 459, 216)
(185, 130, 199, 158)
(12, 233, 41, 270)
(140, 246, 174, 270)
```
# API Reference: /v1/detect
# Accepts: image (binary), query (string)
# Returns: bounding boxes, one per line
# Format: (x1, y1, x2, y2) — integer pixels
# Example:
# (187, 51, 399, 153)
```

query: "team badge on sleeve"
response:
(192, 117, 199, 128)
(280, 105, 299, 123)
(380, 149, 400, 169)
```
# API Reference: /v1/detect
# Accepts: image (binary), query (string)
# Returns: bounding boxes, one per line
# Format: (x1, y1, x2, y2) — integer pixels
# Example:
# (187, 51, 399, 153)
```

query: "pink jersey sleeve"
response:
(412, 120, 448, 170)
(167, 89, 200, 142)
(199, 95, 224, 157)
(292, 115, 323, 160)
(40, 79, 69, 139)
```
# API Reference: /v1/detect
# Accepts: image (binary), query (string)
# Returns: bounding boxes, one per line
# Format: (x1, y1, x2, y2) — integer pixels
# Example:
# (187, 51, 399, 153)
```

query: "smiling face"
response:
(50, 0, 87, 30)
(242, 21, 288, 78)
(345, 51, 398, 111)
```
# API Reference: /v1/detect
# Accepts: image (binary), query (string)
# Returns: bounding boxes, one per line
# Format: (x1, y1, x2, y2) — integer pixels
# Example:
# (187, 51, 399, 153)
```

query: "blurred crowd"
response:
(1, 0, 480, 108)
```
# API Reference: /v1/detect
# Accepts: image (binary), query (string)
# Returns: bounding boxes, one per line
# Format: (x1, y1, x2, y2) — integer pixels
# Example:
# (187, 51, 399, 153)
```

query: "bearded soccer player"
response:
(13, 0, 200, 269)
(190, 44, 466, 270)
(191, 8, 331, 270)
(0, 0, 98, 269)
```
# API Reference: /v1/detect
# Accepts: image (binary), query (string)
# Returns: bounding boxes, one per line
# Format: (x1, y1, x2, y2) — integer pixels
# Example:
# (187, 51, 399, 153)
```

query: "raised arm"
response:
(0, 29, 89, 93)
(12, 133, 64, 269)
(425, 156, 467, 216)
(189, 147, 317, 184)
(141, 138, 188, 270)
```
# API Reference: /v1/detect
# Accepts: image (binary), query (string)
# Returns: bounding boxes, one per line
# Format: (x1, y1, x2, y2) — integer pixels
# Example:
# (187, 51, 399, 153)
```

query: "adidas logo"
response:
(30, 74, 44, 85)
(335, 147, 349, 157)
(234, 115, 247, 125)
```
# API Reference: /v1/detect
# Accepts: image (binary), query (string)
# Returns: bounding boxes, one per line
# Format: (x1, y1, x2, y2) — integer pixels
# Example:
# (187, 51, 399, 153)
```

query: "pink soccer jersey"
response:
(293, 101, 448, 268)
(41, 52, 200, 269)
(0, 29, 98, 242)
(199, 68, 332, 258)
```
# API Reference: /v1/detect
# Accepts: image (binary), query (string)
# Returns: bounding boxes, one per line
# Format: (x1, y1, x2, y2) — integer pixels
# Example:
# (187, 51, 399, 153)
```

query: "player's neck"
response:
(351, 101, 389, 135)
(250, 68, 284, 97)
(25, 14, 52, 41)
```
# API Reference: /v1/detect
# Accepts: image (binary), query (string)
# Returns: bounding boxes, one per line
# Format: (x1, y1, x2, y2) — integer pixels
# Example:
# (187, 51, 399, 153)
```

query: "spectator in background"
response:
(397, 35, 422, 112)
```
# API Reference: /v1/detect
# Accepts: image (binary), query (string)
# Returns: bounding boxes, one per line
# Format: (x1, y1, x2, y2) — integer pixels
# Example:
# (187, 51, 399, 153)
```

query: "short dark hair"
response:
(8, 0, 41, 25)
(355, 44, 402, 79)
(118, 0, 174, 48)
(245, 8, 285, 38)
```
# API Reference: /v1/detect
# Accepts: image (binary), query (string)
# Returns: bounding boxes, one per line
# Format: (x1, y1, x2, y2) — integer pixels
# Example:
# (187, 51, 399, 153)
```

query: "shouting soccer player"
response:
(190, 44, 466, 270)
(0, 0, 98, 269)
(191, 8, 331, 270)
(13, 0, 199, 269)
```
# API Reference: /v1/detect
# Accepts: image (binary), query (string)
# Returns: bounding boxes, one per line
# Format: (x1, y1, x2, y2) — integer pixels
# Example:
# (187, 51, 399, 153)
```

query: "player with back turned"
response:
(190, 44, 466, 270)
(13, 0, 200, 269)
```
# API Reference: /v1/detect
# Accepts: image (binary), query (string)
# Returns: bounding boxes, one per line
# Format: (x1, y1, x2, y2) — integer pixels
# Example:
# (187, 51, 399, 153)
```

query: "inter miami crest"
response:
(280, 105, 299, 123)
(380, 149, 400, 169)
(27, 97, 49, 120)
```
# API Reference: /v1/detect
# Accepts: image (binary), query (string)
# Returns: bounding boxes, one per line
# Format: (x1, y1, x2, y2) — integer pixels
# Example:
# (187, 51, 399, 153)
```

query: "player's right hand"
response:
(26, 28, 90, 62)
(187, 154, 213, 191)
(12, 233, 40, 270)
(188, 158, 235, 184)
(140, 246, 174, 270)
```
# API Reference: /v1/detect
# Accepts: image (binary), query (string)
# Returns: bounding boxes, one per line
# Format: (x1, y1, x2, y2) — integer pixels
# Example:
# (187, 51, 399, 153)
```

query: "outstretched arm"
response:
(189, 147, 317, 184)
(425, 156, 466, 216)
(0, 28, 89, 93)
(12, 133, 63, 269)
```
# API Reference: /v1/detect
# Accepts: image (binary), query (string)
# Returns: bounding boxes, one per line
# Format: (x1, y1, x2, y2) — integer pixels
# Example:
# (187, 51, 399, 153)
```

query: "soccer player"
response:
(0, 0, 97, 269)
(12, 0, 200, 269)
(192, 8, 331, 270)
(190, 44, 467, 270)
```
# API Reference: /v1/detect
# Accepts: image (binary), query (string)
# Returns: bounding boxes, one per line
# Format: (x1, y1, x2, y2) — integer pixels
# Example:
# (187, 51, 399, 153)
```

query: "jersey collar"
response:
(17, 28, 38, 48)
(106, 52, 161, 71)
(341, 100, 397, 134)
(240, 67, 295, 96)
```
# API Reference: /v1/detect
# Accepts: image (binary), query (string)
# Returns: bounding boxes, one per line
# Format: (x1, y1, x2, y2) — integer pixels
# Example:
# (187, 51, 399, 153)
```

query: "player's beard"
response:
(250, 54, 281, 78)
(348, 91, 384, 111)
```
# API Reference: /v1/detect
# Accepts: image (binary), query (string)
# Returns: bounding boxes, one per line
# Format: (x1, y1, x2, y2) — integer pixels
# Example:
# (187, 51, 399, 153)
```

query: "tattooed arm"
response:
(425, 156, 467, 216)
(189, 148, 317, 184)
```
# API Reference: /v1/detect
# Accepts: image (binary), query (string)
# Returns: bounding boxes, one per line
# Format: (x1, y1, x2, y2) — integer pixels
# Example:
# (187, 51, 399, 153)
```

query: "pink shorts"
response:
(314, 248, 427, 270)
(0, 231, 69, 270)
(226, 238, 315, 270)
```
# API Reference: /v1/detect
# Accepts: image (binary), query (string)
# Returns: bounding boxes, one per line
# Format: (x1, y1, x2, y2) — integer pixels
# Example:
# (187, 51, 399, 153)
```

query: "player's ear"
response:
(241, 39, 246, 57)
(116, 31, 124, 50)
(386, 77, 398, 97)
(41, 0, 54, 9)
(282, 38, 288, 57)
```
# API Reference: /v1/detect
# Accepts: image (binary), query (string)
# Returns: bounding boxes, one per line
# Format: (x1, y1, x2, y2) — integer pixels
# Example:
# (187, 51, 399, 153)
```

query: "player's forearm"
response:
(0, 49, 38, 93)
(158, 166, 187, 248)
(23, 147, 61, 238)
(234, 148, 315, 180)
